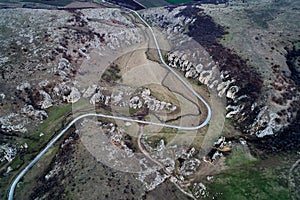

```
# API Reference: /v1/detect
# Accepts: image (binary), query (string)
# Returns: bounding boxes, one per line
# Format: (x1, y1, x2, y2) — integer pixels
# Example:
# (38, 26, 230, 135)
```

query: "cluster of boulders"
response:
(142, 6, 196, 41)
(130, 88, 177, 112)
(99, 122, 129, 150)
(0, 103, 49, 134)
(86, 85, 177, 113)
(136, 159, 168, 191)
(167, 51, 239, 106)
(79, 8, 143, 50)
(191, 182, 208, 199)
(0, 144, 17, 163)
(203, 136, 232, 164)
(250, 106, 283, 137)
(2, 80, 177, 138)
(177, 147, 201, 178)
(54, 58, 75, 82)
(0, 113, 28, 133)
(89, 87, 112, 106)
(80, 118, 132, 153)
(21, 105, 48, 120)
(138, 138, 204, 191)
(44, 164, 60, 181)
(0, 6, 148, 170)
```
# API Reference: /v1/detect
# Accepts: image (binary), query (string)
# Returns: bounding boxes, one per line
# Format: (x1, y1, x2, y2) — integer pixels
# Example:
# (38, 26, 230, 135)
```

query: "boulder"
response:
(65, 87, 81, 103)
(83, 85, 98, 98)
(0, 93, 5, 100)
(90, 91, 104, 104)
(226, 85, 239, 99)
(39, 90, 53, 109)
(16, 82, 31, 91)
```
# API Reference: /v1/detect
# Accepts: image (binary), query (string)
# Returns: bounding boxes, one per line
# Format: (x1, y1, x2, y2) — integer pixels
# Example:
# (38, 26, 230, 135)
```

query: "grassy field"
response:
(225, 147, 256, 168)
(204, 149, 297, 200)
(207, 167, 290, 200)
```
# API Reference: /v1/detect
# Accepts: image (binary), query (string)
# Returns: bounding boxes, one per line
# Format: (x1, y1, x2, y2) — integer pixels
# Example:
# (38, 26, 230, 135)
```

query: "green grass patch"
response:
(294, 41, 300, 51)
(145, 135, 168, 148)
(0, 25, 10, 35)
(160, 127, 178, 134)
(9, 156, 23, 170)
(225, 147, 256, 168)
(12, 103, 74, 162)
(207, 168, 290, 200)
(219, 33, 233, 45)
(101, 64, 121, 83)
(162, 53, 169, 64)
(30, 103, 73, 139)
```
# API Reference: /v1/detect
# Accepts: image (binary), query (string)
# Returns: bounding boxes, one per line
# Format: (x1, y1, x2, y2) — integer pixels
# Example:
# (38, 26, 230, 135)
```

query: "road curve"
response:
(8, 10, 212, 200)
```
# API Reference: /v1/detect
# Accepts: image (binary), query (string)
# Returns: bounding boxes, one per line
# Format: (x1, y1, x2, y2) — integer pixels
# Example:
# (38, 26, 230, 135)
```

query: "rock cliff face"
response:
(141, 4, 300, 150)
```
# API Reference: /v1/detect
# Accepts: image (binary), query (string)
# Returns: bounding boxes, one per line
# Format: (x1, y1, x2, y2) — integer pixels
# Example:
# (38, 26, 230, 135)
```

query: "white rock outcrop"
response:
(64, 87, 81, 103)
(39, 90, 53, 109)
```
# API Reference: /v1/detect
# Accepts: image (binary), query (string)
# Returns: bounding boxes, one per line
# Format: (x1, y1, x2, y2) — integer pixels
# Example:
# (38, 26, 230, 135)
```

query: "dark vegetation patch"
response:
(285, 42, 300, 85)
(30, 129, 79, 200)
(249, 43, 300, 153)
(194, 0, 228, 4)
(249, 109, 300, 153)
(105, 0, 145, 10)
(101, 64, 121, 83)
(175, 5, 263, 130)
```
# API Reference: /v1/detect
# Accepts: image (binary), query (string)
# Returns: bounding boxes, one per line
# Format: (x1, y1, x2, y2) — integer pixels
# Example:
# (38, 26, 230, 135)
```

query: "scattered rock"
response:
(6, 166, 13, 173)
(21, 104, 48, 120)
(0, 113, 27, 133)
(0, 93, 5, 100)
(39, 90, 53, 109)
(16, 82, 31, 91)
(0, 144, 17, 162)
(64, 87, 81, 103)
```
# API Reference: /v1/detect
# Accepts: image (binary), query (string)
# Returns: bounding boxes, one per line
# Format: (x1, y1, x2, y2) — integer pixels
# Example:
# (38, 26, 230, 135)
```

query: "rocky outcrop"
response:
(0, 104, 48, 134)
(21, 105, 48, 120)
(16, 82, 31, 91)
(0, 113, 27, 133)
(141, 5, 300, 144)
(0, 144, 17, 162)
(130, 88, 177, 112)
(86, 85, 176, 113)
(64, 87, 81, 104)
(39, 90, 53, 109)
